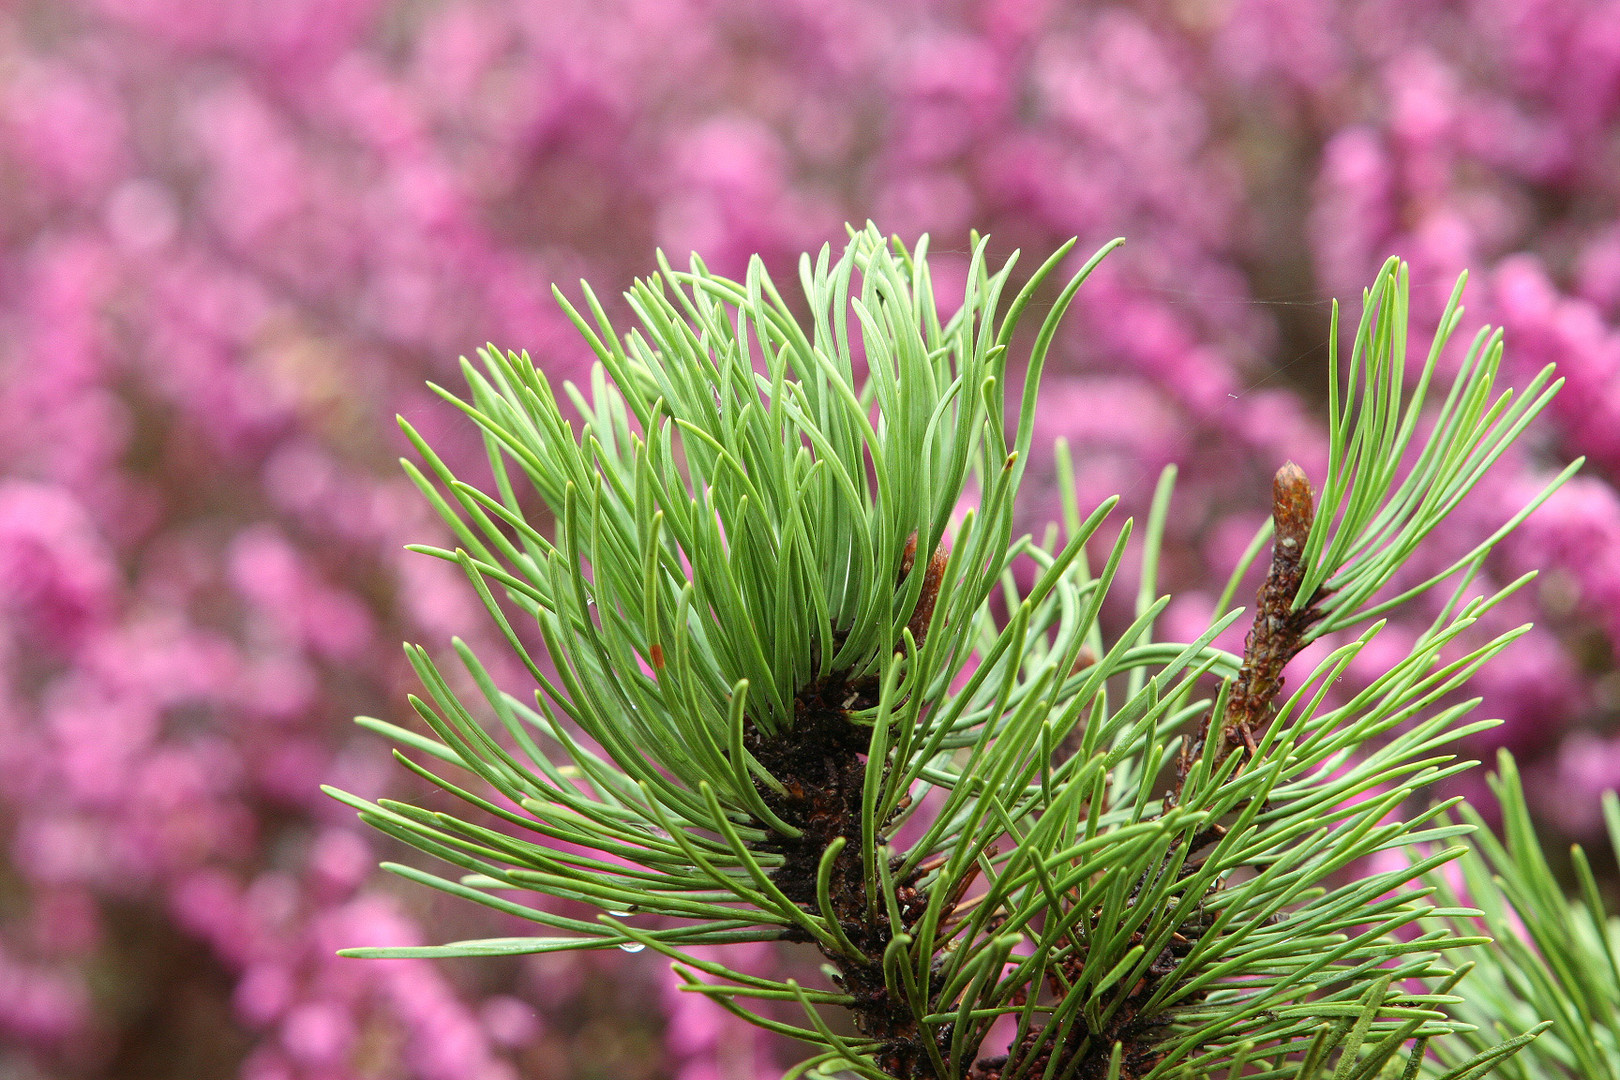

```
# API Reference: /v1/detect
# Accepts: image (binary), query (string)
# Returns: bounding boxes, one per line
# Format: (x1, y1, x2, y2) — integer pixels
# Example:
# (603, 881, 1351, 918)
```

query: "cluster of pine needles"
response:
(328, 226, 1609, 1079)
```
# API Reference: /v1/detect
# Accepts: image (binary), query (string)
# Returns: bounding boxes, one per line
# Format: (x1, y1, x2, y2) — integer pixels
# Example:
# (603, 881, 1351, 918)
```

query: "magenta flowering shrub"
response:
(0, 1, 1612, 1078)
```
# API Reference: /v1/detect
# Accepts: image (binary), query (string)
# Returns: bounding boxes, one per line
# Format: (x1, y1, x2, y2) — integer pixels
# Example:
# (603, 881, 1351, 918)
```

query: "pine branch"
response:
(327, 229, 1577, 1080)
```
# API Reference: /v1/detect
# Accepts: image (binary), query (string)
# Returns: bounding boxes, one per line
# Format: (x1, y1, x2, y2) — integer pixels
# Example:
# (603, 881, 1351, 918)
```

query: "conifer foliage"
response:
(329, 227, 1587, 1078)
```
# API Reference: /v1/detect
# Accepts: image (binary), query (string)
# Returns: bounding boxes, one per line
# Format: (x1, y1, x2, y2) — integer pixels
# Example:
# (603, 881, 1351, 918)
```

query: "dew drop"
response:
(618, 941, 646, 953)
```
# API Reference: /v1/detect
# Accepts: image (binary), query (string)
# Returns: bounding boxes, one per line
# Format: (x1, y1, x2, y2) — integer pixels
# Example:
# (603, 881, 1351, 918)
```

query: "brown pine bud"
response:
(1272, 461, 1315, 558)
(899, 532, 948, 649)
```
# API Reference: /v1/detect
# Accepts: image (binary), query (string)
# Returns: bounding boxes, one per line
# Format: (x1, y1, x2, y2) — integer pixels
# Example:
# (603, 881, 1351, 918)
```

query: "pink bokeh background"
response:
(1, 1, 1615, 1077)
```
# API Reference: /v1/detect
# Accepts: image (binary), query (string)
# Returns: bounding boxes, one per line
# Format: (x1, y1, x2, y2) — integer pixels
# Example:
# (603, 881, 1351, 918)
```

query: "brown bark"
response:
(1176, 461, 1326, 797)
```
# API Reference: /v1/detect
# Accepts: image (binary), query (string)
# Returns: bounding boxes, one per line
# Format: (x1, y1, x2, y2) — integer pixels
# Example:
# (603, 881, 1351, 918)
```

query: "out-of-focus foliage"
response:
(0, 1, 1611, 1078)
(1421, 752, 1620, 1079)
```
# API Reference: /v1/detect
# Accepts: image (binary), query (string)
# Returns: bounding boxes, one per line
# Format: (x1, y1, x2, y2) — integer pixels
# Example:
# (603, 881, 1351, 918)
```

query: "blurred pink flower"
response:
(0, 0, 1612, 1077)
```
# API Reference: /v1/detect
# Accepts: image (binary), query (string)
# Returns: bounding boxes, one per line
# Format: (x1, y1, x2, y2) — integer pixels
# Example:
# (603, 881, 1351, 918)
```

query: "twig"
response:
(1174, 462, 1326, 798)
